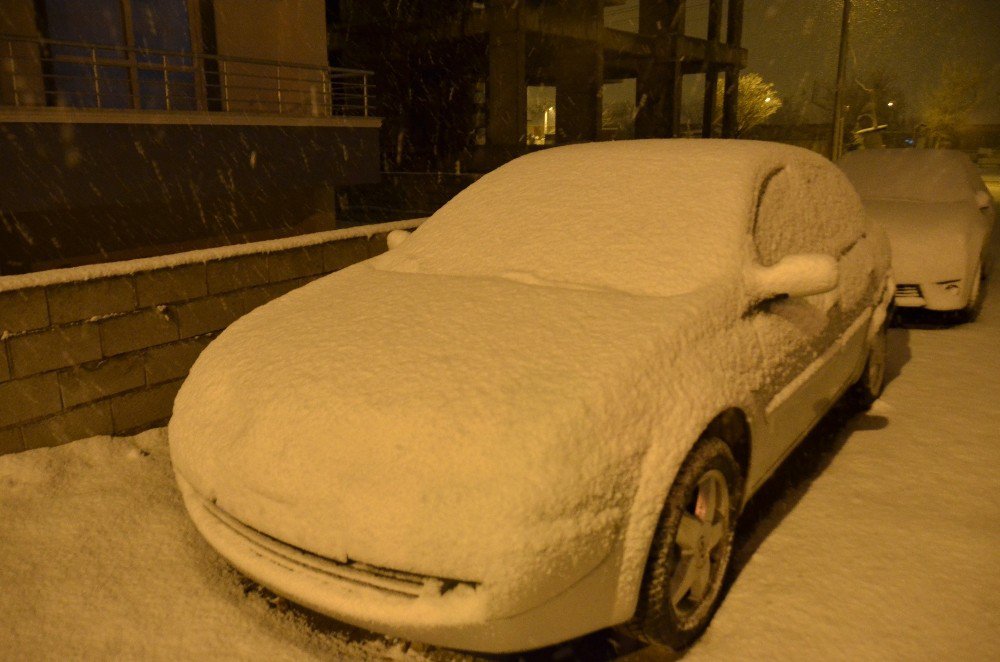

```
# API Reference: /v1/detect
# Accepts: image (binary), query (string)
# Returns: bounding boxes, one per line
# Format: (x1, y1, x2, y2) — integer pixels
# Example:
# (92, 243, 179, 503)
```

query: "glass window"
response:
(131, 0, 195, 110)
(43, 0, 130, 108)
(526, 85, 556, 145)
(40, 0, 195, 110)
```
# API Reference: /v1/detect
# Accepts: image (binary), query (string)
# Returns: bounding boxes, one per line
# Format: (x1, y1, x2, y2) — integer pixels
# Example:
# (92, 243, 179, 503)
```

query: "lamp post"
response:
(830, 0, 852, 161)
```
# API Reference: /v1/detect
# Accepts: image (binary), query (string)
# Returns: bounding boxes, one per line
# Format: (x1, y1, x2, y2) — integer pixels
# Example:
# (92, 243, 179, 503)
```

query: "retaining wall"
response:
(0, 219, 422, 455)
(0, 117, 380, 274)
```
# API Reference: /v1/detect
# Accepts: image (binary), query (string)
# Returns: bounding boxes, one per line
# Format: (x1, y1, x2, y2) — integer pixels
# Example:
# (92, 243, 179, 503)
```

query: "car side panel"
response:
(747, 307, 870, 492)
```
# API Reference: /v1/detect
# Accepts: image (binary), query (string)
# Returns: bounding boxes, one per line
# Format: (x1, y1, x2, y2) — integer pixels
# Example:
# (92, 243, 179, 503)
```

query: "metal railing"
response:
(0, 34, 375, 118)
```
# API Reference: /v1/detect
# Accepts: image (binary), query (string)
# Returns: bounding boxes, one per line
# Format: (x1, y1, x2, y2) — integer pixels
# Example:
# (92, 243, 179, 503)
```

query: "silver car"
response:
(170, 140, 892, 653)
(839, 148, 995, 317)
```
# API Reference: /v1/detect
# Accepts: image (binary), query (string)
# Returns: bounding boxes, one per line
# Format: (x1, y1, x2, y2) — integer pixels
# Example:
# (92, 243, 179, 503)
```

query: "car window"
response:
(752, 163, 864, 266)
(838, 150, 980, 203)
(373, 141, 750, 298)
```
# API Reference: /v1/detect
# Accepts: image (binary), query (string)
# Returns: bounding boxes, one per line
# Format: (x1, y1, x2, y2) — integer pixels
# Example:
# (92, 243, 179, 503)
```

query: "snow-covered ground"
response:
(2, 210, 998, 662)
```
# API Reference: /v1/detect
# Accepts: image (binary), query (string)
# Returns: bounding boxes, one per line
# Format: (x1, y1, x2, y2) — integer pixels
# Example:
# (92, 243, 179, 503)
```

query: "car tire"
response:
(851, 318, 888, 409)
(624, 436, 743, 651)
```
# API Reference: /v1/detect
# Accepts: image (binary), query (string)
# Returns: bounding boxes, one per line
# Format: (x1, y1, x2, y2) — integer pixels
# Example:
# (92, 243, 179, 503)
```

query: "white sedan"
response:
(839, 148, 995, 317)
(169, 140, 891, 653)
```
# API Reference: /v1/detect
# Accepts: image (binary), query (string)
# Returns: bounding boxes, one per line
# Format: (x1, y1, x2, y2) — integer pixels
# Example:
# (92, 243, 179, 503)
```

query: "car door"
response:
(745, 163, 870, 487)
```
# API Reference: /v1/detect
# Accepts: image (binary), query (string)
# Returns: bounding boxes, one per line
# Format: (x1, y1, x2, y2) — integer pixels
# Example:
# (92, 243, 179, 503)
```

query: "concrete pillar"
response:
(635, 0, 685, 138)
(0, 0, 44, 107)
(486, 1, 526, 147)
(702, 0, 723, 137)
(554, 39, 602, 143)
(722, 0, 744, 138)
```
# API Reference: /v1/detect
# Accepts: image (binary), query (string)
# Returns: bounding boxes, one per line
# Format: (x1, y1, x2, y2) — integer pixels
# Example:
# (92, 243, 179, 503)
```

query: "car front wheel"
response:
(624, 436, 743, 651)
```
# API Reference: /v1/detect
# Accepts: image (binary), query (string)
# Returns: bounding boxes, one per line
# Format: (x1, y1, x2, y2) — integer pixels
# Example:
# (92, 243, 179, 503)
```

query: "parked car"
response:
(169, 140, 892, 653)
(838, 148, 995, 317)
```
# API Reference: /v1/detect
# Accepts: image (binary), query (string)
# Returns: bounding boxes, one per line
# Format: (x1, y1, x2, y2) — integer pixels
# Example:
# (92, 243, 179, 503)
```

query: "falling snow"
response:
(1, 174, 997, 662)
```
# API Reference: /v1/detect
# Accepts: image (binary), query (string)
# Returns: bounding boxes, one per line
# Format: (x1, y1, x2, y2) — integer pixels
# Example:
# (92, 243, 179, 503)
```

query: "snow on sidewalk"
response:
(2, 265, 999, 662)
(0, 429, 414, 662)
(676, 297, 1000, 661)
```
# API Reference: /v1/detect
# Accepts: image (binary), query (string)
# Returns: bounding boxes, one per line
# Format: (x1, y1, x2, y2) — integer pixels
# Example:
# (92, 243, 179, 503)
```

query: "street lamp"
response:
(831, 0, 852, 161)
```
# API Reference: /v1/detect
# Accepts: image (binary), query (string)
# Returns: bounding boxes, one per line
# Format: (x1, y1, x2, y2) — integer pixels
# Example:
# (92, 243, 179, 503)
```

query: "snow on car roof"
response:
(838, 148, 983, 204)
(168, 138, 873, 629)
(374, 139, 835, 297)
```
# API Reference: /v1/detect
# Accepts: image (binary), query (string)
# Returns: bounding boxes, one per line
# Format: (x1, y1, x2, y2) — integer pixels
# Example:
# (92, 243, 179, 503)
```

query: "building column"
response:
(635, 0, 685, 138)
(554, 38, 603, 143)
(701, 0, 723, 137)
(486, 0, 526, 148)
(0, 0, 44, 107)
(722, 0, 744, 138)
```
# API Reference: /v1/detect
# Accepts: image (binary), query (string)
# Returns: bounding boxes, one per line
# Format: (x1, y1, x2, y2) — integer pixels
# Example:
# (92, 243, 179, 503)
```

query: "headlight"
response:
(934, 279, 962, 292)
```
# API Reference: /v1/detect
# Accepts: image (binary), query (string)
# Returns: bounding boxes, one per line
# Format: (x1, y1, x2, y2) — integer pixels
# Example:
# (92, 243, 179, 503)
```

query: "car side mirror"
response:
(975, 190, 993, 211)
(386, 230, 412, 250)
(747, 253, 839, 302)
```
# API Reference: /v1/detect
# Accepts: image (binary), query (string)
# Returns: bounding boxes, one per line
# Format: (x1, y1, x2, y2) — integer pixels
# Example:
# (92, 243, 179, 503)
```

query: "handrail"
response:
(0, 33, 376, 118)
(0, 33, 374, 76)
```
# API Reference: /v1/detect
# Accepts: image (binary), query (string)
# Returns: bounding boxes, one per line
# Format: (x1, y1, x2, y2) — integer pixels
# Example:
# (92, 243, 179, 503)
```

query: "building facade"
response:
(0, 0, 380, 274)
(330, 0, 746, 174)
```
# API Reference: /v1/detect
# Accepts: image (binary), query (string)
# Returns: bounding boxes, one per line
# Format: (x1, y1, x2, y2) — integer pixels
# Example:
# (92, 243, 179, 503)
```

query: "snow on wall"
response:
(0, 220, 422, 455)
(0, 219, 423, 294)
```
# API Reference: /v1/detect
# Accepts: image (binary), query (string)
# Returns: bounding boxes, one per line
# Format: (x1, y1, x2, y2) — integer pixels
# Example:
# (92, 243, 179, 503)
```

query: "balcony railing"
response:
(0, 34, 375, 118)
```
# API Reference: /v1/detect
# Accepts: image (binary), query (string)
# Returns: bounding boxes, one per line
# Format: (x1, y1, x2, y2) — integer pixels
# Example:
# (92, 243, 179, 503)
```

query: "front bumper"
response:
(894, 280, 967, 310)
(176, 474, 625, 653)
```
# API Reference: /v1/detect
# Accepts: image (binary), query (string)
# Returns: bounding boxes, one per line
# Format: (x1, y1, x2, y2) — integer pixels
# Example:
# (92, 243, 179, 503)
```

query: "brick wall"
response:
(0, 221, 421, 455)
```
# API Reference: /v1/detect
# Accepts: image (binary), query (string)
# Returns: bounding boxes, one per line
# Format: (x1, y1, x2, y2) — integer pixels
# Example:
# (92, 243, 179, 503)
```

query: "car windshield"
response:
(374, 141, 755, 298)
(838, 149, 981, 204)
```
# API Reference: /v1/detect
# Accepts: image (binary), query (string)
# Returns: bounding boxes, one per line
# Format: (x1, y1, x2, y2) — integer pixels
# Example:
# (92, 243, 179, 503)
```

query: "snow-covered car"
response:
(839, 148, 995, 316)
(169, 140, 892, 653)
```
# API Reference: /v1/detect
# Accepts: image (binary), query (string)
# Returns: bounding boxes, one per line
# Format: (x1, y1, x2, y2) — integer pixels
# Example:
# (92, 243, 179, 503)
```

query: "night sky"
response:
(740, 0, 1000, 123)
(607, 0, 1000, 124)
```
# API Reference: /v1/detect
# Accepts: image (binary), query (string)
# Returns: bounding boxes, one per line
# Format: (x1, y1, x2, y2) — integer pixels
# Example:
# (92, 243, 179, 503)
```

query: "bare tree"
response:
(713, 72, 782, 137)
(601, 99, 636, 139)
(921, 61, 981, 148)
(810, 69, 906, 150)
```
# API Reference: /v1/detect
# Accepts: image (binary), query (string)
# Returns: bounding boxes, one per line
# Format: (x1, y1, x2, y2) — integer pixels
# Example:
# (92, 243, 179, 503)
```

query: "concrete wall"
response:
(214, 0, 327, 66)
(0, 0, 45, 107)
(213, 0, 330, 114)
(0, 219, 422, 456)
(0, 119, 380, 274)
(0, 0, 37, 36)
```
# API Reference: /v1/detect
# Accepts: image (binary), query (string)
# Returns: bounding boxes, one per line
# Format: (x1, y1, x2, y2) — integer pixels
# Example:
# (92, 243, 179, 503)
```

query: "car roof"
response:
(838, 148, 983, 203)
(375, 139, 855, 297)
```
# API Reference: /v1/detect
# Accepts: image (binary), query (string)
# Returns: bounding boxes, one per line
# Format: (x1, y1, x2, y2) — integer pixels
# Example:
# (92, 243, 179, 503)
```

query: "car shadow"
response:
(722, 324, 911, 602)
(885, 326, 911, 385)
(893, 307, 971, 328)
(256, 330, 915, 662)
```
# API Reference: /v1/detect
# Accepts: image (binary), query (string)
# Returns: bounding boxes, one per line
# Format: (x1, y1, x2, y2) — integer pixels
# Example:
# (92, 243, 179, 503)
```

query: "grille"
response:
(895, 284, 923, 298)
(200, 498, 477, 598)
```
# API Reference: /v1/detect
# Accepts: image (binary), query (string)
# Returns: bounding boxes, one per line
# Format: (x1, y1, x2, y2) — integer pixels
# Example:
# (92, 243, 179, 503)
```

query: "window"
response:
(41, 0, 130, 107)
(526, 85, 555, 145)
(39, 0, 196, 109)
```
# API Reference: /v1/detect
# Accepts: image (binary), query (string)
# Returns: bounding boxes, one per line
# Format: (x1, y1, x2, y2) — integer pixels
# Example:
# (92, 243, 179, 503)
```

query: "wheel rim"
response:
(670, 469, 731, 616)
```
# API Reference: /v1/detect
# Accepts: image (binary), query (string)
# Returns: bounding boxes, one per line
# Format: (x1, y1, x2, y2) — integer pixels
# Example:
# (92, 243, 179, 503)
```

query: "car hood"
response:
(169, 263, 724, 615)
(863, 199, 984, 282)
